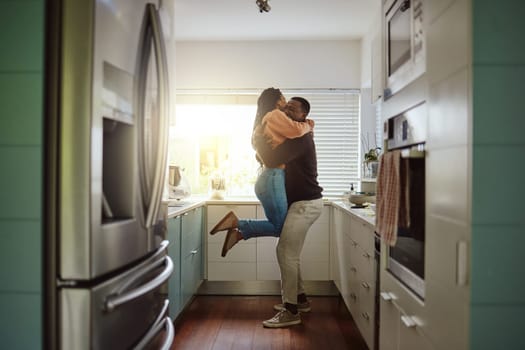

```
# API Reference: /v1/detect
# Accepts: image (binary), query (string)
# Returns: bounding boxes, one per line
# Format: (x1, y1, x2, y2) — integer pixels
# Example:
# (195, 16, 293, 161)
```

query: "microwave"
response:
(384, 0, 425, 98)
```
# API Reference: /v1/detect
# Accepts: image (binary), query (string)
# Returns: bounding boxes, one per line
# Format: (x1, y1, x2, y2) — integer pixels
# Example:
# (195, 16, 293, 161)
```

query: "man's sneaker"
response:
(273, 301, 311, 313)
(262, 309, 301, 328)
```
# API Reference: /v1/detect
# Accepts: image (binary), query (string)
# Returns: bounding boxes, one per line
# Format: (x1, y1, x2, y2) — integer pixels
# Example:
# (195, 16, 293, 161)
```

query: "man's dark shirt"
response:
(255, 132, 323, 206)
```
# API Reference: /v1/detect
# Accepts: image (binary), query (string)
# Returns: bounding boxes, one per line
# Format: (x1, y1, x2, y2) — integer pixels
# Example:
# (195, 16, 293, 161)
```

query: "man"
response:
(254, 97, 324, 328)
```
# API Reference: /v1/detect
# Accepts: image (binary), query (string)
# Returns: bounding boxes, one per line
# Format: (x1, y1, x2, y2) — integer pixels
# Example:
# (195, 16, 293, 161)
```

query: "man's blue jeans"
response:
(238, 167, 288, 239)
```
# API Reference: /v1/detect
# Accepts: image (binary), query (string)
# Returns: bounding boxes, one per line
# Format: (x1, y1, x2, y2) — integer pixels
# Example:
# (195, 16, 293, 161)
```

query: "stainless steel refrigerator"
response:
(44, 1, 174, 348)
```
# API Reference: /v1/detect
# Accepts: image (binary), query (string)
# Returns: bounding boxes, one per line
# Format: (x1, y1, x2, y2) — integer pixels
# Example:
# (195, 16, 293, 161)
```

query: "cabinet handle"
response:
(183, 212, 189, 216)
(350, 266, 357, 272)
(457, 240, 468, 286)
(361, 282, 370, 290)
(380, 292, 396, 301)
(190, 250, 198, 254)
(351, 240, 358, 247)
(361, 312, 370, 321)
(401, 315, 417, 328)
(350, 293, 357, 300)
(363, 252, 371, 259)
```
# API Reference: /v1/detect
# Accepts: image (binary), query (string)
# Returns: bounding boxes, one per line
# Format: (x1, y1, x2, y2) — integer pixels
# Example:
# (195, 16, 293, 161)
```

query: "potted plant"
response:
(362, 133, 381, 178)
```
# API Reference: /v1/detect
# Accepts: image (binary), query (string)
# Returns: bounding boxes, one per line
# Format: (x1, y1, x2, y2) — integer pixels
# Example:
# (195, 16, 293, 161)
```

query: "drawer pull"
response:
(351, 241, 358, 247)
(350, 266, 357, 272)
(363, 252, 371, 259)
(361, 312, 370, 321)
(191, 250, 198, 254)
(361, 282, 370, 290)
(350, 293, 357, 300)
(401, 315, 417, 328)
(183, 212, 189, 216)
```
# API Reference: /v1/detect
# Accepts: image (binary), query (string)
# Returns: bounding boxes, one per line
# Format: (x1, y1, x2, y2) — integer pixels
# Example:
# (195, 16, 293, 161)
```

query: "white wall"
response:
(175, 40, 361, 89)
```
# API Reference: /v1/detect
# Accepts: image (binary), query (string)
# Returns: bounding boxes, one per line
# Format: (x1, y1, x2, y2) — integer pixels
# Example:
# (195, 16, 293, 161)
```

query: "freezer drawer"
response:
(59, 242, 174, 350)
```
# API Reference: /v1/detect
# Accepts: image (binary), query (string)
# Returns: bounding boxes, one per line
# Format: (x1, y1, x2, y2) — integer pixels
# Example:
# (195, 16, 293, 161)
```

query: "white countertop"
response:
(330, 200, 376, 227)
(165, 197, 376, 229)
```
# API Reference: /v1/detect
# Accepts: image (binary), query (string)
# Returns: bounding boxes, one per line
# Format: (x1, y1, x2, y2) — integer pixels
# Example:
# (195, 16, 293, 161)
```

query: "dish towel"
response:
(375, 150, 410, 246)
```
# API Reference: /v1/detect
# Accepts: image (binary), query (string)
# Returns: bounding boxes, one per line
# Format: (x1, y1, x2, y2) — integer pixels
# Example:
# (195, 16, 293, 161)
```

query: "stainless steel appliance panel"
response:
(59, 0, 169, 281)
(384, 102, 427, 299)
(60, 242, 173, 350)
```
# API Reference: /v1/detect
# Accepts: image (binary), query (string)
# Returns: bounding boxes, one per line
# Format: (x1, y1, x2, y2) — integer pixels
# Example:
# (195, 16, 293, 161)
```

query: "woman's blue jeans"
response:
(237, 167, 288, 239)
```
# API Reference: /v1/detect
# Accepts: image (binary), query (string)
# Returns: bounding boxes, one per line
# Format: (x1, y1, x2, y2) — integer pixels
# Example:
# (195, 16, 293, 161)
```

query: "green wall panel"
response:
(470, 304, 525, 350)
(473, 0, 525, 64)
(0, 221, 41, 292)
(0, 293, 42, 350)
(0, 147, 41, 219)
(472, 66, 525, 145)
(472, 146, 525, 225)
(0, 1, 44, 71)
(0, 73, 43, 145)
(471, 224, 525, 303)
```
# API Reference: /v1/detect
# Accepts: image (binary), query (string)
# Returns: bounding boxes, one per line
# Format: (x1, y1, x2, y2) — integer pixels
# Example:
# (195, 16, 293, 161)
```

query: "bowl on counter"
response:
(348, 192, 376, 206)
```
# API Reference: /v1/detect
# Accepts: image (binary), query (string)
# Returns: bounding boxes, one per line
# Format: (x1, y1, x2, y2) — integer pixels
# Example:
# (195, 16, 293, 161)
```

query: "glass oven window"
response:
(388, 156, 425, 297)
(388, 0, 411, 75)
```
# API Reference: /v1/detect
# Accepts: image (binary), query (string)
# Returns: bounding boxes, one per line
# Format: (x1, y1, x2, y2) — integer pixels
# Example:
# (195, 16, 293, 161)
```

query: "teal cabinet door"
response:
(181, 207, 203, 307)
(167, 215, 182, 319)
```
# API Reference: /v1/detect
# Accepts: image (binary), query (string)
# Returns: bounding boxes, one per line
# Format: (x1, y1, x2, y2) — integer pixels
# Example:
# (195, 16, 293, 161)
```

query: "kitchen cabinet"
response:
(181, 207, 204, 307)
(207, 204, 330, 281)
(167, 206, 204, 319)
(379, 291, 434, 350)
(207, 204, 258, 280)
(167, 215, 182, 319)
(380, 252, 435, 350)
(331, 204, 376, 350)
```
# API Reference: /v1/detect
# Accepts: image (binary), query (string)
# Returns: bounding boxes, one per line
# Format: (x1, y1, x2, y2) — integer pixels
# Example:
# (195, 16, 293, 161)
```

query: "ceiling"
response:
(173, 0, 381, 41)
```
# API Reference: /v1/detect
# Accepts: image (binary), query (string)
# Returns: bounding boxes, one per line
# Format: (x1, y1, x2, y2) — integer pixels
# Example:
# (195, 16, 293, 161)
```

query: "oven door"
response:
(386, 150, 425, 299)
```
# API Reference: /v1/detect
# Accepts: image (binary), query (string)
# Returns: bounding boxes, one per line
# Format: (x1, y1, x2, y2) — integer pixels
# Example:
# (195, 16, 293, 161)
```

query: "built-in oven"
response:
(383, 102, 426, 299)
(384, 0, 426, 98)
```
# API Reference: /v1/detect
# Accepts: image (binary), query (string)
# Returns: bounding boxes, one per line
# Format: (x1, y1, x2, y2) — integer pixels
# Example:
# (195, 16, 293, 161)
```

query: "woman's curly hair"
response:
(252, 87, 283, 132)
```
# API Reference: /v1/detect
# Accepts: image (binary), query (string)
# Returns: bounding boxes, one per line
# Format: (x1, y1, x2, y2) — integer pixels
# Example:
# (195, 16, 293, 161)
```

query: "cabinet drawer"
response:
(181, 247, 203, 306)
(207, 241, 256, 262)
(351, 218, 374, 254)
(257, 262, 280, 280)
(207, 262, 256, 281)
(354, 245, 374, 284)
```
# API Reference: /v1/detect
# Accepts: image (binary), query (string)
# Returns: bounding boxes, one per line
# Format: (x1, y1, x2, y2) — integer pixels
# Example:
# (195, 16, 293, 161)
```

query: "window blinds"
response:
(176, 89, 361, 198)
(282, 90, 360, 198)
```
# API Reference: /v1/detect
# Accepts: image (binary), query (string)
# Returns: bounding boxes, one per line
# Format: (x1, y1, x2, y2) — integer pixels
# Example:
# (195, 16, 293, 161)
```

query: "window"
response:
(169, 89, 360, 198)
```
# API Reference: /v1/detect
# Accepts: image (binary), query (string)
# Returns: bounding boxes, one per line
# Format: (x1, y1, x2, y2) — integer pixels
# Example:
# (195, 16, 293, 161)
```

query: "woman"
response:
(209, 88, 313, 256)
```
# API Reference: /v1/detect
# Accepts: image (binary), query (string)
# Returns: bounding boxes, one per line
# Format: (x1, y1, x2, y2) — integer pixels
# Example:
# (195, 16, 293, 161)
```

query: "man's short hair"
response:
(291, 97, 310, 115)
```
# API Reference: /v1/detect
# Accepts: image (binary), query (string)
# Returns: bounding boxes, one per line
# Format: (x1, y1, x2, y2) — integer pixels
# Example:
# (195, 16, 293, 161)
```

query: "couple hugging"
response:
(209, 87, 323, 328)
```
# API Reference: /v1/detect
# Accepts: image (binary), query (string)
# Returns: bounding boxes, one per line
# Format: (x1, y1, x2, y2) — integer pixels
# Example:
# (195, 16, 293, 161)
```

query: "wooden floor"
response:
(171, 295, 368, 350)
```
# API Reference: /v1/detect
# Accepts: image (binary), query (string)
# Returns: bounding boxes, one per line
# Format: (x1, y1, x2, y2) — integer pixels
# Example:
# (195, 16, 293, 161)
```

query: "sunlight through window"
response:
(169, 104, 260, 196)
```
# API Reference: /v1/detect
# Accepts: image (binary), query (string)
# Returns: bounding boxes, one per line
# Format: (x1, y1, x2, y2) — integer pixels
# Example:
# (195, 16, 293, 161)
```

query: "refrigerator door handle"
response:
(104, 254, 173, 312)
(142, 3, 170, 230)
(133, 316, 174, 350)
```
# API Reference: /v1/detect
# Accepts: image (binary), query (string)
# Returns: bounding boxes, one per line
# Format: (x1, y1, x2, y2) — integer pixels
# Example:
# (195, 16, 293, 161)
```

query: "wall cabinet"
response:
(207, 204, 330, 281)
(167, 207, 204, 319)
